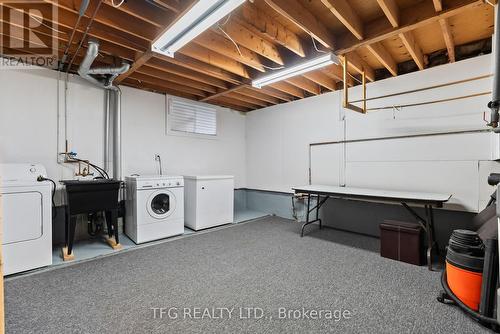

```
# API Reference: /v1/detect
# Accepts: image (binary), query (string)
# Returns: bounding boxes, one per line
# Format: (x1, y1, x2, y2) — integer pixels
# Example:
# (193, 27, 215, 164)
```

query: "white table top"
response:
(292, 185, 451, 203)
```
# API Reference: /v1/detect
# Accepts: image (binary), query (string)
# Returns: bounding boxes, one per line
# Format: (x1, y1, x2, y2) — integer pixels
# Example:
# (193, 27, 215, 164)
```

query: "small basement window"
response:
(166, 96, 217, 137)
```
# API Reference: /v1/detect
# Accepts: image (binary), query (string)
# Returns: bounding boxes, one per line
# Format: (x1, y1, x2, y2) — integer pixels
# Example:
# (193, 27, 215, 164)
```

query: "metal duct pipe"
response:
(104, 89, 110, 172)
(78, 39, 130, 180)
(489, 5, 500, 128)
(112, 89, 122, 181)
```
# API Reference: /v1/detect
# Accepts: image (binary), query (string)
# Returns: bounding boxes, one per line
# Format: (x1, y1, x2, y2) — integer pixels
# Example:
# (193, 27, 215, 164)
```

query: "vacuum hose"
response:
(440, 269, 499, 328)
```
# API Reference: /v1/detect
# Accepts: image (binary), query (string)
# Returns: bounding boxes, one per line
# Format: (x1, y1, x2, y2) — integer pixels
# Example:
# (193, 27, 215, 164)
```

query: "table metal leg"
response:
(424, 205, 438, 271)
(402, 202, 438, 271)
(301, 195, 328, 237)
(301, 194, 312, 237)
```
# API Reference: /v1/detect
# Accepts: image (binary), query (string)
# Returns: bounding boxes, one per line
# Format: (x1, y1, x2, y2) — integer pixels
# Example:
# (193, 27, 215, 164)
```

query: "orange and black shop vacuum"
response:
(438, 174, 500, 332)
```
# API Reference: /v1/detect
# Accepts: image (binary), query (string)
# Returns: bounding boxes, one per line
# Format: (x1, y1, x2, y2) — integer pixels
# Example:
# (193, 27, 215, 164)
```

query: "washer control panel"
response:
(135, 178, 184, 190)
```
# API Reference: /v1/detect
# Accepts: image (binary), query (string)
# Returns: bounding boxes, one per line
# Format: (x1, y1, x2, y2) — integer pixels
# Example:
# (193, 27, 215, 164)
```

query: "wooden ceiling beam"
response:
(238, 88, 281, 105)
(200, 85, 248, 102)
(302, 72, 337, 91)
(376, 0, 400, 28)
(286, 77, 321, 95)
(156, 53, 243, 85)
(341, 53, 375, 82)
(366, 42, 397, 76)
(151, 0, 182, 13)
(136, 66, 218, 94)
(46, 0, 158, 42)
(122, 78, 199, 100)
(194, 30, 265, 72)
(147, 58, 228, 90)
(102, 0, 174, 27)
(433, 0, 443, 12)
(206, 100, 250, 113)
(214, 95, 261, 110)
(439, 18, 456, 62)
(179, 43, 250, 78)
(336, 0, 483, 54)
(129, 72, 207, 98)
(433, 0, 456, 63)
(237, 4, 305, 57)
(269, 82, 305, 98)
(399, 31, 425, 70)
(2, 2, 148, 52)
(320, 0, 364, 40)
(115, 51, 153, 84)
(259, 87, 294, 102)
(228, 92, 270, 108)
(265, 0, 335, 49)
(218, 20, 284, 65)
(322, 64, 354, 86)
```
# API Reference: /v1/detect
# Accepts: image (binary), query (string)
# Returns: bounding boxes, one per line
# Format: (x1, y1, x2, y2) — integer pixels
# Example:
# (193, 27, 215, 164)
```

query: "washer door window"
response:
(147, 189, 176, 219)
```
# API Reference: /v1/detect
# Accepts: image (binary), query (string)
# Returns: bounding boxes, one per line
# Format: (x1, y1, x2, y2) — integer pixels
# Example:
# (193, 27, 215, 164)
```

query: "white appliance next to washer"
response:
(0, 163, 53, 275)
(125, 175, 184, 244)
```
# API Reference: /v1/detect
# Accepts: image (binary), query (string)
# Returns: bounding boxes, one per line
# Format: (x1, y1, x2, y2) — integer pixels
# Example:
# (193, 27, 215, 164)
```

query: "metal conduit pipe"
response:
(489, 5, 500, 128)
(113, 89, 122, 181)
(78, 39, 130, 180)
(104, 90, 110, 173)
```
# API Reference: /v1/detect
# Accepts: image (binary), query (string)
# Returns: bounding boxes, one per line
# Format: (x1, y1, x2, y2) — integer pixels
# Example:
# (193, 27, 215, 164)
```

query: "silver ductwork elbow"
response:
(78, 39, 130, 180)
(78, 39, 130, 90)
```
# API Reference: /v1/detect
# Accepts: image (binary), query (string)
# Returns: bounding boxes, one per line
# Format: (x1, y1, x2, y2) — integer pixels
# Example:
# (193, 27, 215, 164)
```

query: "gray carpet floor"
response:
(5, 216, 490, 333)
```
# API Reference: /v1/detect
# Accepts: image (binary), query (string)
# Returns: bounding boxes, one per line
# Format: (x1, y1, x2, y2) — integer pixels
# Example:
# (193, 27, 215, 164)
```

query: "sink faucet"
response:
(154, 154, 162, 175)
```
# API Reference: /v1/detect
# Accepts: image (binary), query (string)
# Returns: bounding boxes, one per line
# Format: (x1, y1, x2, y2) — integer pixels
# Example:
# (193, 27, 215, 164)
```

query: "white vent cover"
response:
(167, 96, 217, 136)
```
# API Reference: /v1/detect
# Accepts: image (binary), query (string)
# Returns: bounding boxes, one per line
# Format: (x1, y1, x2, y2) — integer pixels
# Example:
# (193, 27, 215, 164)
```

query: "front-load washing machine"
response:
(125, 175, 184, 244)
(0, 163, 53, 275)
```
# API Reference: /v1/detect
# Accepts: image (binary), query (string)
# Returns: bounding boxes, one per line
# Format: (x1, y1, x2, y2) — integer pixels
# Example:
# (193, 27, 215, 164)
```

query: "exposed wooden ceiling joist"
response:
(146, 58, 228, 90)
(366, 42, 398, 76)
(228, 92, 270, 108)
(270, 81, 305, 99)
(322, 64, 354, 86)
(136, 66, 218, 94)
(194, 30, 265, 72)
(336, 0, 484, 54)
(237, 4, 306, 57)
(286, 77, 321, 95)
(303, 71, 337, 91)
(439, 19, 456, 62)
(265, 0, 335, 49)
(376, 0, 400, 28)
(259, 87, 295, 102)
(320, 0, 364, 40)
(341, 53, 375, 82)
(433, 0, 444, 12)
(399, 31, 426, 70)
(200, 85, 248, 102)
(156, 53, 243, 85)
(238, 88, 281, 105)
(219, 20, 284, 65)
(129, 72, 207, 98)
(0, 0, 493, 112)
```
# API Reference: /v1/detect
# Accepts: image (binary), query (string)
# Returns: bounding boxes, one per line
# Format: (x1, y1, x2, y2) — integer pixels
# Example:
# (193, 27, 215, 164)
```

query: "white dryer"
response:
(0, 163, 53, 275)
(125, 175, 184, 244)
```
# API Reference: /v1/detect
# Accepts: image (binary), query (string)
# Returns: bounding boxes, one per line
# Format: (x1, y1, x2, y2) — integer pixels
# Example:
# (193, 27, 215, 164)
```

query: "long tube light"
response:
(152, 0, 246, 58)
(252, 53, 340, 88)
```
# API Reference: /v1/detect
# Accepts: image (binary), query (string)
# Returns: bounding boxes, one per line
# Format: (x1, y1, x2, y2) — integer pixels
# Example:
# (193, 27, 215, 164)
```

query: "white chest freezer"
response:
(184, 175, 234, 231)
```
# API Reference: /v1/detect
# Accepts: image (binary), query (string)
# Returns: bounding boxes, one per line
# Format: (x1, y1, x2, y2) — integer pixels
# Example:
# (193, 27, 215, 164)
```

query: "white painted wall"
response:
(246, 54, 500, 212)
(1, 54, 499, 213)
(0, 68, 247, 197)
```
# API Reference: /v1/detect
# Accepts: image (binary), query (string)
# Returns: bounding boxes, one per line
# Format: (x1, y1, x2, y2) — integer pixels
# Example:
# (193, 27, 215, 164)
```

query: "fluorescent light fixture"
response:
(252, 53, 340, 88)
(152, 0, 246, 58)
